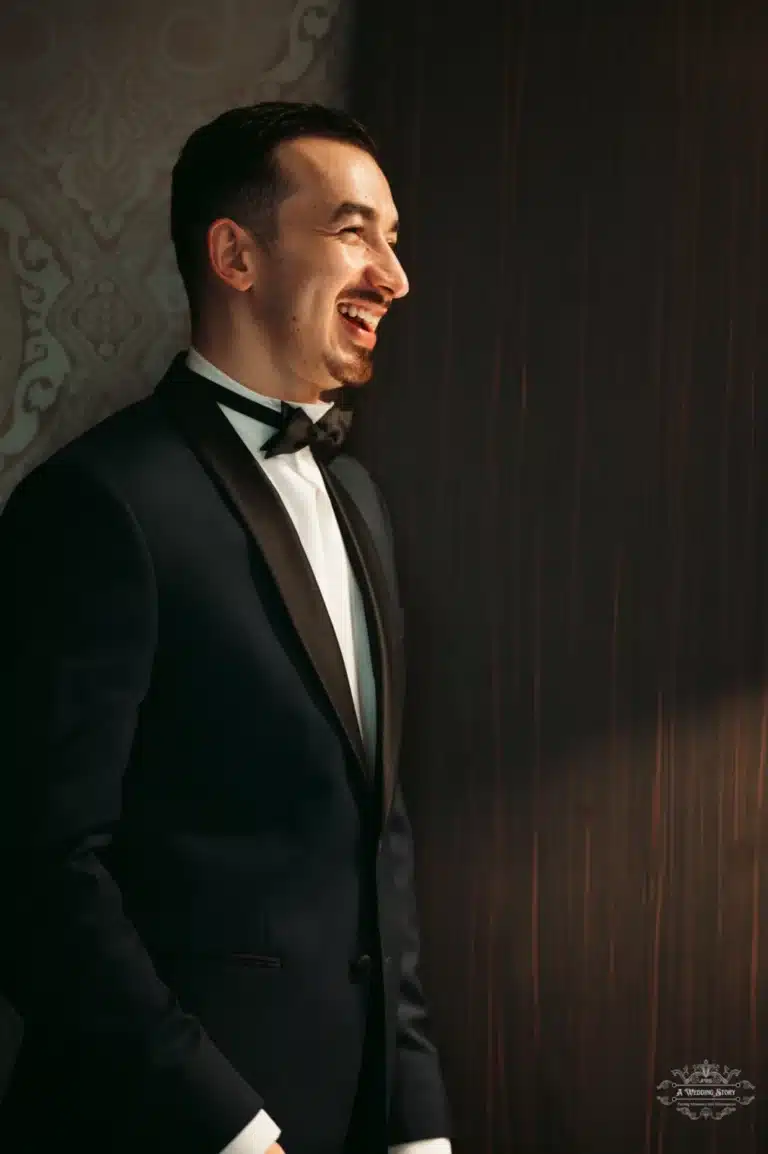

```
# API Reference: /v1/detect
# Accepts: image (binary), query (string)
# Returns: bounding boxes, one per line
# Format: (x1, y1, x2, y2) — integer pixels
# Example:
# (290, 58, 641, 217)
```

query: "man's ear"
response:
(206, 218, 258, 296)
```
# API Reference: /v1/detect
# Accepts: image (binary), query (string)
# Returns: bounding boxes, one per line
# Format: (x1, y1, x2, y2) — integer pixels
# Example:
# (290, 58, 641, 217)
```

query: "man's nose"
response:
(372, 247, 409, 300)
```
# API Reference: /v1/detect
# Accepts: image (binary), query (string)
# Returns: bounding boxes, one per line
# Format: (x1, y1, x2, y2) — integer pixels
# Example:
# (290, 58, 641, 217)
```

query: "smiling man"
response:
(0, 103, 452, 1154)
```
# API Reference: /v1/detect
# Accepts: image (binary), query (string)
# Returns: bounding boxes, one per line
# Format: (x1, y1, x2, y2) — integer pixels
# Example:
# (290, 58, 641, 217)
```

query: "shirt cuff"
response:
(389, 1140, 452, 1154)
(219, 1108, 281, 1154)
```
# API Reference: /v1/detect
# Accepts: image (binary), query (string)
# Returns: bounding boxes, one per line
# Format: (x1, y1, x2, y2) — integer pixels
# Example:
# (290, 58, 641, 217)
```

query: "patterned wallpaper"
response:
(0, 0, 353, 504)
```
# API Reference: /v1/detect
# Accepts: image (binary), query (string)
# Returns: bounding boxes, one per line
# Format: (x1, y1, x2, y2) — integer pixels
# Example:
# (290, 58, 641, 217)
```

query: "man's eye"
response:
(340, 226, 364, 236)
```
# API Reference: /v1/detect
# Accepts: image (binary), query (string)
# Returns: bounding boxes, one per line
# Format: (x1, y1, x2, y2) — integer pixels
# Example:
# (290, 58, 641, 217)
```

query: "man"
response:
(0, 103, 452, 1154)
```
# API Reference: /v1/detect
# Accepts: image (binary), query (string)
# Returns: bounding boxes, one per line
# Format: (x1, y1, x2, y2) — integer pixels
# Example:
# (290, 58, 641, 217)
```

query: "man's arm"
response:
(0, 460, 264, 1152)
(385, 782, 453, 1150)
(344, 465, 453, 1149)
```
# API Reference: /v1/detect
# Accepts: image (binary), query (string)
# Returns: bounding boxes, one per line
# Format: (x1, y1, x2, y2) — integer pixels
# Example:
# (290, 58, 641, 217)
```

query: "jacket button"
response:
(349, 953, 372, 982)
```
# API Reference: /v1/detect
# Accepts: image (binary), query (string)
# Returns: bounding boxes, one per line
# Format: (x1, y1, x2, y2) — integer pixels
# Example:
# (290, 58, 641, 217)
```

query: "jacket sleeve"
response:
(0, 459, 263, 1153)
(385, 780, 453, 1147)
(362, 474, 452, 1145)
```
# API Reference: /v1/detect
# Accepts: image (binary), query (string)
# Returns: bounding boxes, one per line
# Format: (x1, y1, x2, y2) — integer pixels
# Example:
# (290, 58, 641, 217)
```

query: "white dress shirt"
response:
(186, 349, 451, 1154)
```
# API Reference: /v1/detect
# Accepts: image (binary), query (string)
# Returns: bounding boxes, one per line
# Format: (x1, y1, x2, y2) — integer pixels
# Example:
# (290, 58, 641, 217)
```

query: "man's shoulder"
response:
(60, 389, 166, 465)
(19, 386, 185, 504)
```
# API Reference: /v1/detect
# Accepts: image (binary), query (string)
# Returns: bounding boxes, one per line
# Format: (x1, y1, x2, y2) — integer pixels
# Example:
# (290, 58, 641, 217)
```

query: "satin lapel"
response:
(319, 462, 401, 828)
(155, 359, 370, 778)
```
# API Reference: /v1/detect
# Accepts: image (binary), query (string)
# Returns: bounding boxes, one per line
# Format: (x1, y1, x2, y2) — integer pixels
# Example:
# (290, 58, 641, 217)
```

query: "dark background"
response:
(349, 1, 768, 1151)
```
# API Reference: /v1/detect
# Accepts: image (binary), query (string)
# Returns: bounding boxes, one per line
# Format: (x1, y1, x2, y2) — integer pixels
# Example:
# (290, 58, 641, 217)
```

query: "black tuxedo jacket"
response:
(0, 354, 451, 1154)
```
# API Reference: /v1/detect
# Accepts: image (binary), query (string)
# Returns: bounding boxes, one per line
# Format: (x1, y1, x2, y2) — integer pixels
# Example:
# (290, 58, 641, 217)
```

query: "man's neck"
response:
(189, 335, 335, 405)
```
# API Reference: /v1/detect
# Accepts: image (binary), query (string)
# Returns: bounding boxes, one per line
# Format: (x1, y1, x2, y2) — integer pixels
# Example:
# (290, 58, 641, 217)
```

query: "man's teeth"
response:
(338, 303, 380, 331)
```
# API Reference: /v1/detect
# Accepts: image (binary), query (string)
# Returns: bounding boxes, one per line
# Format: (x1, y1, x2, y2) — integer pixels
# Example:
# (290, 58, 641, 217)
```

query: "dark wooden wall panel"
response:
(350, 1, 768, 1150)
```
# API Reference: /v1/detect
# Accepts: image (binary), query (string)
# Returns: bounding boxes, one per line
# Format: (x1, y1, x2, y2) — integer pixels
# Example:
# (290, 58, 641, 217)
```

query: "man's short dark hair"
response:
(170, 101, 378, 322)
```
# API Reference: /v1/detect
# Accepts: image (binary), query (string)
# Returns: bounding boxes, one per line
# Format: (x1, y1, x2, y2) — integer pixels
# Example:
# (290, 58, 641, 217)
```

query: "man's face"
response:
(246, 136, 409, 395)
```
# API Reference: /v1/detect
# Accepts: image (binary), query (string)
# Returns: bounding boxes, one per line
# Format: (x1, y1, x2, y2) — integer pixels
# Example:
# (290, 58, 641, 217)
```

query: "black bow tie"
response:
(191, 377, 353, 463)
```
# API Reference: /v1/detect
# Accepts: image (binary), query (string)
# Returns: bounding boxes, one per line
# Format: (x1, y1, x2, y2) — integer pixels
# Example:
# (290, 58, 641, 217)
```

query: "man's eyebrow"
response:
(329, 201, 399, 234)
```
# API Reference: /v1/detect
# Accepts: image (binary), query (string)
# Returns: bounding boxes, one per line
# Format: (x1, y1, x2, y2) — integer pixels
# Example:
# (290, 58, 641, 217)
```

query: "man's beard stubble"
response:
(319, 346, 373, 401)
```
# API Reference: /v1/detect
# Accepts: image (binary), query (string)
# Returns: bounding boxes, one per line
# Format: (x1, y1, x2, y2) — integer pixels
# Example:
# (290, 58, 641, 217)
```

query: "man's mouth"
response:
(337, 302, 382, 349)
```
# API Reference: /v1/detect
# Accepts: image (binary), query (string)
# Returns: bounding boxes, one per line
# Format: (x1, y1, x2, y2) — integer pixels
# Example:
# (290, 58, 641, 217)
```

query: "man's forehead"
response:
(276, 136, 397, 219)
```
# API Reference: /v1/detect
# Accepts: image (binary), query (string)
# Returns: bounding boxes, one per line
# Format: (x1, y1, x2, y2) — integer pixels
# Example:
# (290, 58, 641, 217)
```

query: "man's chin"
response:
(322, 354, 374, 394)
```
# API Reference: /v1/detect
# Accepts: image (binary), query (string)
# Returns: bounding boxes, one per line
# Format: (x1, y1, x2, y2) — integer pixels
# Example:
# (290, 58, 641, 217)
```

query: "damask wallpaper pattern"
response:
(0, 0, 353, 504)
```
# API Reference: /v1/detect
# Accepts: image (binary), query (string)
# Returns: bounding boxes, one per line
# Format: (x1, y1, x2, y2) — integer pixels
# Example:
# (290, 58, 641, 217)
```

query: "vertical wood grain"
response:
(352, 0, 768, 1149)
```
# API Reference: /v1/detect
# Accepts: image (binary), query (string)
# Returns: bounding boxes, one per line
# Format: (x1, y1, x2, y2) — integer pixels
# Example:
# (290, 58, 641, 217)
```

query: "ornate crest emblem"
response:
(657, 1060, 756, 1120)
